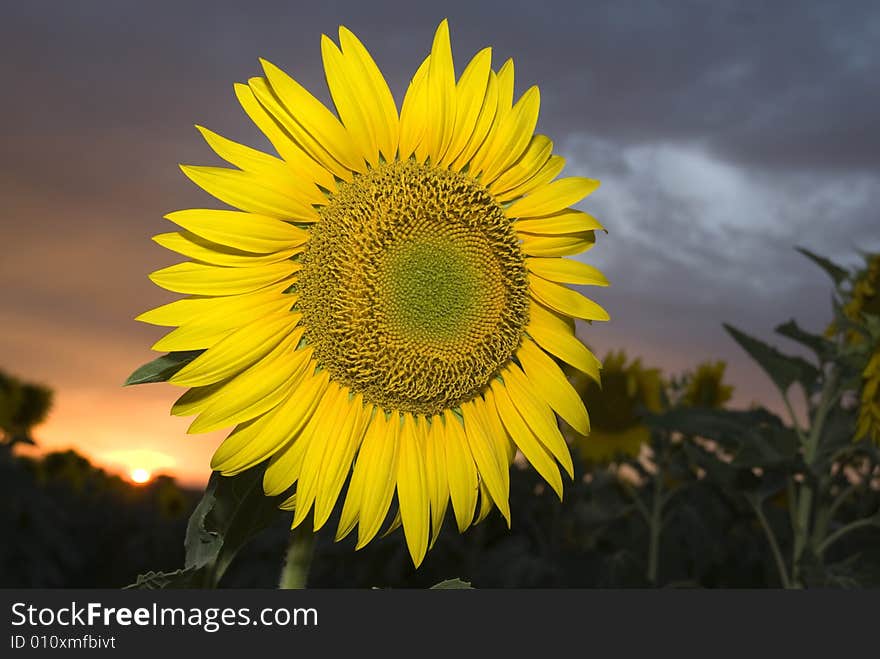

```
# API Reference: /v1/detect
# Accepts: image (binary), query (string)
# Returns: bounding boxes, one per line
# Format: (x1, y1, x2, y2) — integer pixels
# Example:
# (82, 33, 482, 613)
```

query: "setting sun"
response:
(130, 468, 152, 484)
(100, 449, 177, 485)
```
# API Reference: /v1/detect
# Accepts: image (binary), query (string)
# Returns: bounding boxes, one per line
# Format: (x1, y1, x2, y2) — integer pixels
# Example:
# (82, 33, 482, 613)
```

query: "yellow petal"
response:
(495, 59, 515, 115)
(171, 383, 222, 417)
(163, 209, 308, 253)
(195, 125, 327, 206)
(179, 165, 319, 222)
(461, 399, 510, 525)
(262, 383, 336, 497)
(149, 260, 299, 296)
(527, 301, 602, 382)
(443, 409, 478, 532)
(450, 70, 498, 172)
(321, 35, 379, 167)
(169, 311, 299, 387)
(211, 368, 329, 475)
(338, 26, 399, 162)
(520, 232, 596, 257)
(137, 281, 292, 327)
(248, 76, 354, 183)
(334, 406, 372, 542)
(355, 411, 401, 548)
(152, 232, 301, 268)
(335, 484, 361, 541)
(501, 363, 574, 478)
(516, 208, 604, 235)
(233, 82, 337, 192)
(482, 388, 516, 464)
(506, 177, 600, 219)
(398, 57, 431, 161)
(261, 427, 308, 496)
(517, 337, 590, 436)
(526, 257, 609, 287)
(440, 47, 492, 167)
(148, 292, 295, 352)
(292, 385, 350, 529)
(479, 86, 541, 184)
(397, 413, 430, 566)
(188, 335, 310, 434)
(530, 275, 610, 321)
(466, 59, 514, 177)
(383, 508, 403, 537)
(260, 58, 365, 174)
(152, 324, 233, 352)
(313, 397, 370, 530)
(490, 380, 564, 498)
(497, 154, 565, 202)
(474, 481, 494, 524)
(488, 134, 552, 196)
(178, 329, 305, 416)
(425, 19, 456, 162)
(424, 414, 450, 548)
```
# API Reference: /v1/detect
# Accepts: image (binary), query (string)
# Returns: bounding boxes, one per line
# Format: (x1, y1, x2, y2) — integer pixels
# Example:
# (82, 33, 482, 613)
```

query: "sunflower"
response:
(857, 349, 880, 445)
(680, 361, 733, 409)
(138, 20, 608, 566)
(569, 351, 662, 464)
(826, 253, 880, 344)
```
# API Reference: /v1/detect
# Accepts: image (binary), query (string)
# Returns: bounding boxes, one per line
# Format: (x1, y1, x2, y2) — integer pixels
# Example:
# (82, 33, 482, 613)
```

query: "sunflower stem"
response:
(279, 528, 315, 589)
(791, 370, 839, 588)
(748, 495, 792, 588)
(647, 450, 665, 586)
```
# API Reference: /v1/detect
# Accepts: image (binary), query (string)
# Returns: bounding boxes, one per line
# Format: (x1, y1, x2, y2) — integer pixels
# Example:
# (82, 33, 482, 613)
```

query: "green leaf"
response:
(796, 247, 848, 286)
(724, 324, 820, 395)
(124, 568, 202, 589)
(775, 319, 833, 361)
(126, 465, 286, 589)
(649, 407, 784, 450)
(681, 442, 738, 489)
(183, 466, 285, 586)
(650, 407, 799, 472)
(430, 578, 474, 589)
(730, 426, 799, 468)
(813, 406, 858, 469)
(124, 351, 203, 386)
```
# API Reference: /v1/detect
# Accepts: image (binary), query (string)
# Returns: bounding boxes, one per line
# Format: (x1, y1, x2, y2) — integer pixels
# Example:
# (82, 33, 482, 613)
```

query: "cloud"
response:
(561, 134, 879, 408)
(1, 0, 878, 481)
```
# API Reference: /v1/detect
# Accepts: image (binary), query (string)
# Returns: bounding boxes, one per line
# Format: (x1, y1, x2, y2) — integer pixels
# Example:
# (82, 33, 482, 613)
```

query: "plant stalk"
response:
(749, 496, 792, 589)
(791, 372, 839, 587)
(647, 457, 664, 586)
(278, 527, 315, 589)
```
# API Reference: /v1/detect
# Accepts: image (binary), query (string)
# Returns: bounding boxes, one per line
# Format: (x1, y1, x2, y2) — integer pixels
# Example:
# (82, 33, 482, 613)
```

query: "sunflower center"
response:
(298, 159, 529, 415)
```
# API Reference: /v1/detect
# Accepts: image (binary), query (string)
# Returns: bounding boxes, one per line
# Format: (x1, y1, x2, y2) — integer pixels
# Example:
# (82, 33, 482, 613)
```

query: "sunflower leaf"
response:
(795, 247, 848, 286)
(430, 578, 474, 589)
(775, 319, 833, 361)
(124, 567, 203, 589)
(183, 466, 284, 587)
(723, 324, 820, 395)
(648, 407, 786, 453)
(124, 350, 203, 386)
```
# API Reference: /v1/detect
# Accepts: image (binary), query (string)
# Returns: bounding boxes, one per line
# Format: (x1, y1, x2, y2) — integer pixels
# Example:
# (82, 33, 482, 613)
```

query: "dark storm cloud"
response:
(4, 1, 878, 170)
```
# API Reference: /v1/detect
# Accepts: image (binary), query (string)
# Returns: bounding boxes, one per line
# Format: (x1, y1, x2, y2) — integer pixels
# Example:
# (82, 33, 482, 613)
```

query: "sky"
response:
(1, 0, 878, 486)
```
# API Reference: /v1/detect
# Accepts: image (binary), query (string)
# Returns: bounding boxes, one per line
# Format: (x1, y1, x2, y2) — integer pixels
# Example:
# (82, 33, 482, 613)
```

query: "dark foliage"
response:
(0, 445, 198, 588)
